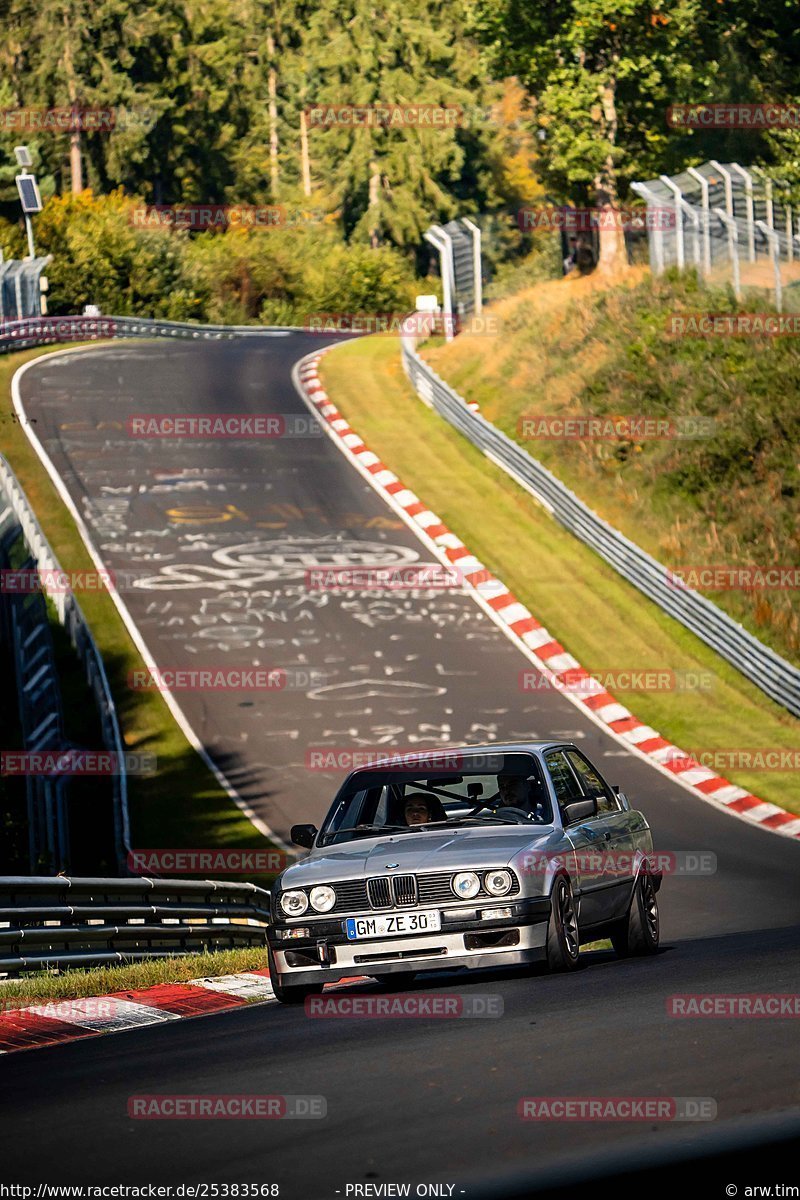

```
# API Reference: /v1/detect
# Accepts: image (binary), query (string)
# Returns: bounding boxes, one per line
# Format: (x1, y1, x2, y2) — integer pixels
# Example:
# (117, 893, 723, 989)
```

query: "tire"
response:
(546, 876, 581, 972)
(373, 972, 417, 990)
(611, 871, 660, 958)
(268, 945, 323, 1006)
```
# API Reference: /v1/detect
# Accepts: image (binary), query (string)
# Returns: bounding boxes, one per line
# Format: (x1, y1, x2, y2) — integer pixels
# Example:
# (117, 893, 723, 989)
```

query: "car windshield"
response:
(318, 753, 553, 845)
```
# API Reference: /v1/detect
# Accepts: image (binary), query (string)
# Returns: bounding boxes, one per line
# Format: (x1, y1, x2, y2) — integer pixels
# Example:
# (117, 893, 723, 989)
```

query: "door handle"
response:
(603, 831, 612, 842)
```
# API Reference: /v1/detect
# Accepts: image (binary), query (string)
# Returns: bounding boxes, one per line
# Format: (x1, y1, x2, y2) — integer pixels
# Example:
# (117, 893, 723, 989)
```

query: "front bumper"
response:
(268, 897, 550, 988)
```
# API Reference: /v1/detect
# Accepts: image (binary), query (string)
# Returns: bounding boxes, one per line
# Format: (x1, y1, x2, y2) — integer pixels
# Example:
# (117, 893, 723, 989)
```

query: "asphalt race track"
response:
(4, 334, 800, 1196)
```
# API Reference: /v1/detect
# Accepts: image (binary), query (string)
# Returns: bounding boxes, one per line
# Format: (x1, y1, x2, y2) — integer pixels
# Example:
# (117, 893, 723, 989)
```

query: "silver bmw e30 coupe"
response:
(267, 742, 662, 1003)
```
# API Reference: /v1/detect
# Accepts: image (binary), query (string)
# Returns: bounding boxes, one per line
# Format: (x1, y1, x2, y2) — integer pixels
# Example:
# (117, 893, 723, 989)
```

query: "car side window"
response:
(565, 750, 619, 814)
(544, 751, 584, 812)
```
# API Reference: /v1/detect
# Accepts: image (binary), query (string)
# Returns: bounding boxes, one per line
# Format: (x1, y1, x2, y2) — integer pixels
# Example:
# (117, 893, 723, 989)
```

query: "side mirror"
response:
(562, 797, 598, 825)
(291, 823, 318, 849)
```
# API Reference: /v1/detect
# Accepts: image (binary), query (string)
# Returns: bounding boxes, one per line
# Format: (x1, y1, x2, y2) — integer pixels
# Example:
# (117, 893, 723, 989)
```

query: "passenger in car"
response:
(403, 793, 447, 825)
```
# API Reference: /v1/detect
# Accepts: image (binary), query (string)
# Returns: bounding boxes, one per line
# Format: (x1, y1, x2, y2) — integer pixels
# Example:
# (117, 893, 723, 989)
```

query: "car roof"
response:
(342, 741, 574, 782)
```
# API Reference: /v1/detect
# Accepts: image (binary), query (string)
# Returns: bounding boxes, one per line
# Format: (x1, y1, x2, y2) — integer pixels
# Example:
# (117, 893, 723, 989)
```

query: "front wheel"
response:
(611, 871, 660, 958)
(268, 945, 323, 1006)
(545, 876, 581, 972)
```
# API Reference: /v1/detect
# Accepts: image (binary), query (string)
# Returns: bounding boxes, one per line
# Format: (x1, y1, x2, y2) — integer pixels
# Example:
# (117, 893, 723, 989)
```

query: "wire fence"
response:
(631, 161, 800, 311)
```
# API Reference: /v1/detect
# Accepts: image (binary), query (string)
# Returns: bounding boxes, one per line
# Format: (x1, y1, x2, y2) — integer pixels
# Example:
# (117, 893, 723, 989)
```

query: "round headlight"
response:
(280, 889, 308, 917)
(309, 885, 336, 913)
(484, 869, 512, 897)
(452, 871, 480, 900)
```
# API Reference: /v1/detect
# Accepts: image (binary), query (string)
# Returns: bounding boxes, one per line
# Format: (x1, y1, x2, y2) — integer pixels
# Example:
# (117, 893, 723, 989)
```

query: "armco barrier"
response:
(0, 453, 130, 871)
(0, 875, 271, 975)
(400, 331, 800, 719)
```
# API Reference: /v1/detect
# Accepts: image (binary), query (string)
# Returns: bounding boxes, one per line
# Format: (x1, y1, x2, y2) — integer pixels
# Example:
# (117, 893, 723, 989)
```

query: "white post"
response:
(710, 160, 734, 219)
(24, 214, 35, 260)
(786, 205, 793, 264)
(687, 166, 711, 276)
(713, 208, 741, 299)
(730, 164, 756, 262)
(424, 227, 455, 342)
(757, 220, 783, 312)
(659, 175, 685, 269)
(461, 218, 482, 315)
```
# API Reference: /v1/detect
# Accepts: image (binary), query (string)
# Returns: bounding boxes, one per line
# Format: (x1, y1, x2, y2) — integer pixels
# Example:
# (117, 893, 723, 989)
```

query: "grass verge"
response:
(0, 947, 268, 1007)
(0, 345, 277, 873)
(320, 335, 800, 816)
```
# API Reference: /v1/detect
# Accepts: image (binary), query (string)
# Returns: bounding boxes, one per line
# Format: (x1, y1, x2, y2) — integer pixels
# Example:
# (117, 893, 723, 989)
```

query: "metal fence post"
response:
(461, 218, 482, 315)
(730, 164, 756, 261)
(686, 167, 712, 276)
(713, 208, 741, 299)
(659, 175, 685, 269)
(756, 220, 783, 312)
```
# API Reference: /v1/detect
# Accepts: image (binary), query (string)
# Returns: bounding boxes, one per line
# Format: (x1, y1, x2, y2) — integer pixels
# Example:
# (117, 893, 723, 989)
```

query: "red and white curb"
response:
(293, 350, 800, 843)
(0, 970, 279, 1054)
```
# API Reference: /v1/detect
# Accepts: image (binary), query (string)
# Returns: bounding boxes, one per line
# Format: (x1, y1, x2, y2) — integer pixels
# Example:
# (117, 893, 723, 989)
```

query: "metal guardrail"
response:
(0, 454, 130, 871)
(0, 314, 302, 355)
(0, 876, 270, 975)
(400, 332, 800, 719)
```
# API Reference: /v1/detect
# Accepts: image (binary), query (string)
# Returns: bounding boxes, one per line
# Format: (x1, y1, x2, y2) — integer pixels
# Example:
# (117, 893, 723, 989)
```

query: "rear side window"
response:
(544, 751, 583, 807)
(565, 750, 619, 814)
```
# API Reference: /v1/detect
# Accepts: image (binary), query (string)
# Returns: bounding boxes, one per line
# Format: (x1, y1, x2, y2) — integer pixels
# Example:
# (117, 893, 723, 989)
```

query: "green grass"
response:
(320, 335, 800, 816)
(424, 270, 800, 664)
(0, 345, 279, 876)
(0, 947, 268, 1007)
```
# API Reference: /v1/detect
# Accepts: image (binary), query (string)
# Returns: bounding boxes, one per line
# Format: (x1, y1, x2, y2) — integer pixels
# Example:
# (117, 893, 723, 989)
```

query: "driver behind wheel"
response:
(497, 774, 548, 822)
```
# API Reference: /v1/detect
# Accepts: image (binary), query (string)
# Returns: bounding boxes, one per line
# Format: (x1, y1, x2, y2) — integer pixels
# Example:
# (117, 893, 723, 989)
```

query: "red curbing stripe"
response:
(608, 716, 642, 735)
(582, 691, 616, 711)
(0, 1010, 96, 1052)
(510, 615, 543, 636)
(536, 640, 565, 660)
(109, 984, 247, 1016)
(695, 776, 733, 794)
(727, 795, 762, 813)
(636, 737, 672, 754)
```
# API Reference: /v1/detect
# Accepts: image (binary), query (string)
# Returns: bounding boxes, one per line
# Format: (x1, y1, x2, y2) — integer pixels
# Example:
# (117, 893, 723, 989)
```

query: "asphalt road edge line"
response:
(292, 348, 800, 844)
(10, 345, 292, 854)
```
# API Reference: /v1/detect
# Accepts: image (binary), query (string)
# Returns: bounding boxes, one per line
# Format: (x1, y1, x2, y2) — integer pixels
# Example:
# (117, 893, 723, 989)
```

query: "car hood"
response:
(279, 824, 560, 888)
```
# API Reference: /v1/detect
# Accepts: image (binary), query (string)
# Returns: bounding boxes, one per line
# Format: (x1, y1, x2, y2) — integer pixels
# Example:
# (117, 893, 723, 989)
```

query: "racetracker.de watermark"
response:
(0, 751, 156, 777)
(0, 106, 156, 132)
(0, 568, 116, 595)
(0, 317, 117, 342)
(129, 204, 325, 230)
(127, 1095, 326, 1120)
(517, 1096, 717, 1121)
(663, 748, 800, 772)
(127, 667, 329, 692)
(518, 667, 713, 693)
(126, 414, 322, 438)
(304, 565, 464, 591)
(306, 104, 464, 128)
(127, 849, 290, 874)
(667, 994, 800, 1018)
(304, 749, 505, 772)
(303, 312, 502, 336)
(667, 566, 800, 590)
(517, 414, 715, 440)
(667, 103, 800, 129)
(520, 851, 716, 878)
(518, 206, 674, 232)
(667, 313, 800, 337)
(305, 993, 503, 1018)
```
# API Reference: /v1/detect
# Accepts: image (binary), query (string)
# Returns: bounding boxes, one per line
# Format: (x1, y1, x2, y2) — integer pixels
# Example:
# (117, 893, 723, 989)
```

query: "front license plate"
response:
(345, 910, 441, 940)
